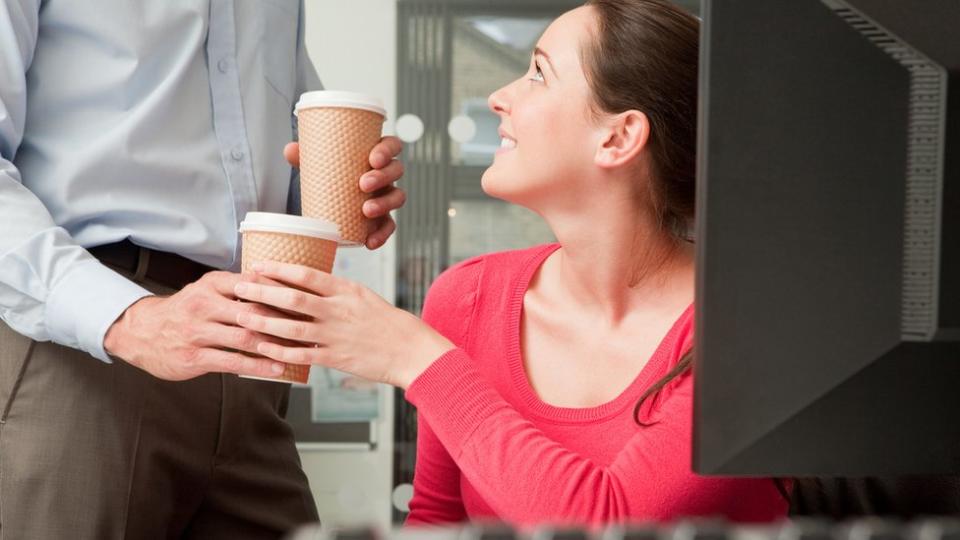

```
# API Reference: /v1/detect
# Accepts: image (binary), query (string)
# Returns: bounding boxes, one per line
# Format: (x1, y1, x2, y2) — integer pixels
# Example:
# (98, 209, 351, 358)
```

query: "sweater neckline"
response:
(505, 243, 694, 423)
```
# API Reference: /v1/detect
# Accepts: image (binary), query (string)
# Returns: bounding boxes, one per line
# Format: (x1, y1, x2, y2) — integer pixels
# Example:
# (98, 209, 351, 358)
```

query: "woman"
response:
(232, 0, 789, 527)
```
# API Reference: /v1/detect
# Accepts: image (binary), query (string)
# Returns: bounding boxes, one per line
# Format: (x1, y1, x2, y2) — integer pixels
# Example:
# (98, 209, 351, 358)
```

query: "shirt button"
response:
(217, 58, 230, 73)
(231, 148, 244, 161)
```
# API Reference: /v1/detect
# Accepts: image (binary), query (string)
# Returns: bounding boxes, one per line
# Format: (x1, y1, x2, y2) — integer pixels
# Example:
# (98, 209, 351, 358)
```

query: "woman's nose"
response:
(488, 83, 511, 115)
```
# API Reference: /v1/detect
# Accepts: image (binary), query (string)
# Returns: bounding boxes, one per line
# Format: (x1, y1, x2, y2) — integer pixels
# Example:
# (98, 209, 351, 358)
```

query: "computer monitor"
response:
(694, 0, 960, 476)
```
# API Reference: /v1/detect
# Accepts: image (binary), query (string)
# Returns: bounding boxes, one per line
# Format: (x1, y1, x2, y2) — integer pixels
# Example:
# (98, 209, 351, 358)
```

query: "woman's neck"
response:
(538, 201, 694, 326)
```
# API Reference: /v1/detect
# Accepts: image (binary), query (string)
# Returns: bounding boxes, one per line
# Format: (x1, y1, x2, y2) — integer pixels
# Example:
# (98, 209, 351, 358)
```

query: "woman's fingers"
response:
(245, 262, 345, 297)
(207, 270, 284, 300)
(233, 281, 324, 316)
(236, 311, 319, 346)
(208, 295, 292, 325)
(257, 342, 326, 366)
(191, 322, 306, 355)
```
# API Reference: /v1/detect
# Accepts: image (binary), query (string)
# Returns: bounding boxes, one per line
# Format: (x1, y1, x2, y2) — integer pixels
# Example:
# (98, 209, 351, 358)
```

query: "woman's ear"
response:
(595, 110, 650, 169)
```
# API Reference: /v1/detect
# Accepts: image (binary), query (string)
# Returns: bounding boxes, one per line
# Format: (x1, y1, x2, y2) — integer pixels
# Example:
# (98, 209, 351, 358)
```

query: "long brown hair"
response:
(580, 0, 699, 423)
(580, 4, 793, 502)
(582, 0, 699, 243)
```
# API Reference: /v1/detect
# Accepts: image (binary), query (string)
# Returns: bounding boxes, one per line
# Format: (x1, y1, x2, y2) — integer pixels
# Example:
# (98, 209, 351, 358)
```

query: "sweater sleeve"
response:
(405, 349, 787, 527)
(405, 413, 468, 526)
(418, 256, 484, 345)
(404, 257, 485, 526)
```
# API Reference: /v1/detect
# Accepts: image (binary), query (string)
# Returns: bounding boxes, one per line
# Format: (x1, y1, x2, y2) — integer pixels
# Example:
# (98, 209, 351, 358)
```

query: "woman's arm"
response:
(405, 350, 785, 526)
(405, 256, 478, 526)
(231, 262, 786, 526)
(405, 413, 468, 526)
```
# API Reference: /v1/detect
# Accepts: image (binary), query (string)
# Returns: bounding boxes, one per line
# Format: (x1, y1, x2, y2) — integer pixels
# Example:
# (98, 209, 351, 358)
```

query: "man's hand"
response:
(103, 271, 294, 381)
(284, 135, 406, 250)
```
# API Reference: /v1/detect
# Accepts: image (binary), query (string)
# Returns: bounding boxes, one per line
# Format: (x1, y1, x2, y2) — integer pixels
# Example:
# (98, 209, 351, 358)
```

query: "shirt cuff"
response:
(44, 259, 154, 363)
(405, 348, 504, 454)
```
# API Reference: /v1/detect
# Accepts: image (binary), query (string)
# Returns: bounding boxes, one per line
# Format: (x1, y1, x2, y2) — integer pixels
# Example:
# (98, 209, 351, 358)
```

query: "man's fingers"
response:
(193, 348, 287, 378)
(363, 186, 406, 218)
(360, 160, 404, 193)
(369, 136, 403, 168)
(365, 216, 396, 250)
(199, 271, 239, 296)
(192, 323, 265, 354)
(284, 142, 300, 168)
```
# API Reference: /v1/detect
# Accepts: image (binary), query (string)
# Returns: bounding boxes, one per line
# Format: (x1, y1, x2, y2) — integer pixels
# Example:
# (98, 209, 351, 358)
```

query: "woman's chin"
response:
(481, 168, 543, 207)
(479, 172, 511, 203)
(479, 170, 499, 197)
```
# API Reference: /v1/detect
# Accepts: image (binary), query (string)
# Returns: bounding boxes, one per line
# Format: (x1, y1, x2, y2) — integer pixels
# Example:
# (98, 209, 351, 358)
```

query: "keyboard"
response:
(285, 518, 960, 540)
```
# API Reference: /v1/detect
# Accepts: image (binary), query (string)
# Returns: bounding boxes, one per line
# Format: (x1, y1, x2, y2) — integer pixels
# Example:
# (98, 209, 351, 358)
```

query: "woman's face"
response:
(481, 6, 603, 209)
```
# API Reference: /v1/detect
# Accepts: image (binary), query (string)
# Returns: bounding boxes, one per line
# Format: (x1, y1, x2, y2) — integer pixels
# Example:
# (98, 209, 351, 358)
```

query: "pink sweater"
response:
(404, 244, 788, 527)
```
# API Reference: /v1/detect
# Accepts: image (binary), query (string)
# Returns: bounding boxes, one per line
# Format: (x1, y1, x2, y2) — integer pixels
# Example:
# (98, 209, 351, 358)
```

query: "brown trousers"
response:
(0, 275, 318, 539)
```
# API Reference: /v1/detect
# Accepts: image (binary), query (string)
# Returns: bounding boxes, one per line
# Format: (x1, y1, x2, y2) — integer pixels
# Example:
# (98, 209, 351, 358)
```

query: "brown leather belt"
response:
(88, 240, 217, 290)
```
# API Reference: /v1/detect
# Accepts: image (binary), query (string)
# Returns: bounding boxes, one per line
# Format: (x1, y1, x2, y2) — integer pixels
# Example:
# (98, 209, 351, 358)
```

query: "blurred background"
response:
(296, 0, 699, 530)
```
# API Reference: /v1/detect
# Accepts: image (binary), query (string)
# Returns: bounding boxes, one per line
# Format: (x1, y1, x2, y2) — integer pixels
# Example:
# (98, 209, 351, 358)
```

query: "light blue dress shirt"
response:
(0, 0, 321, 362)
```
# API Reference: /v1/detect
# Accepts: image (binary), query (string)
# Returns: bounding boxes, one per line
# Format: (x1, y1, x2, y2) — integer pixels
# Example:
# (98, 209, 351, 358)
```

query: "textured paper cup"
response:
(295, 91, 386, 246)
(238, 212, 341, 384)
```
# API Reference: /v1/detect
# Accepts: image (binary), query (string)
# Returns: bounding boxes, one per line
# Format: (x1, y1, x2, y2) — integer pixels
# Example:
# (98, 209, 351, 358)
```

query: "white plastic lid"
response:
(294, 90, 387, 117)
(239, 212, 341, 242)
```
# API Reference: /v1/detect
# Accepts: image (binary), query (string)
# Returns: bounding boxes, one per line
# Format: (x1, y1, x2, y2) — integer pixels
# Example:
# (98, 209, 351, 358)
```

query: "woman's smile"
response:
(496, 128, 517, 155)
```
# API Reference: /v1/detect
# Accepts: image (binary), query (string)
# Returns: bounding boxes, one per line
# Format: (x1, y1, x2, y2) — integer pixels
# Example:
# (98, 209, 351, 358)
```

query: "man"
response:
(0, 1, 405, 538)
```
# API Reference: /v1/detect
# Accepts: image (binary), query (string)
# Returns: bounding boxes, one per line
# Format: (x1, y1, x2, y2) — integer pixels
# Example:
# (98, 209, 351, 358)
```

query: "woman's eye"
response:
(530, 62, 544, 83)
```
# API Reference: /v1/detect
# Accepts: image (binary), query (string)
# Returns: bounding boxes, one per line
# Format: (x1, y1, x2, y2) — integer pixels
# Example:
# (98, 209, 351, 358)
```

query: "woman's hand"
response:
(284, 136, 406, 250)
(232, 261, 455, 389)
